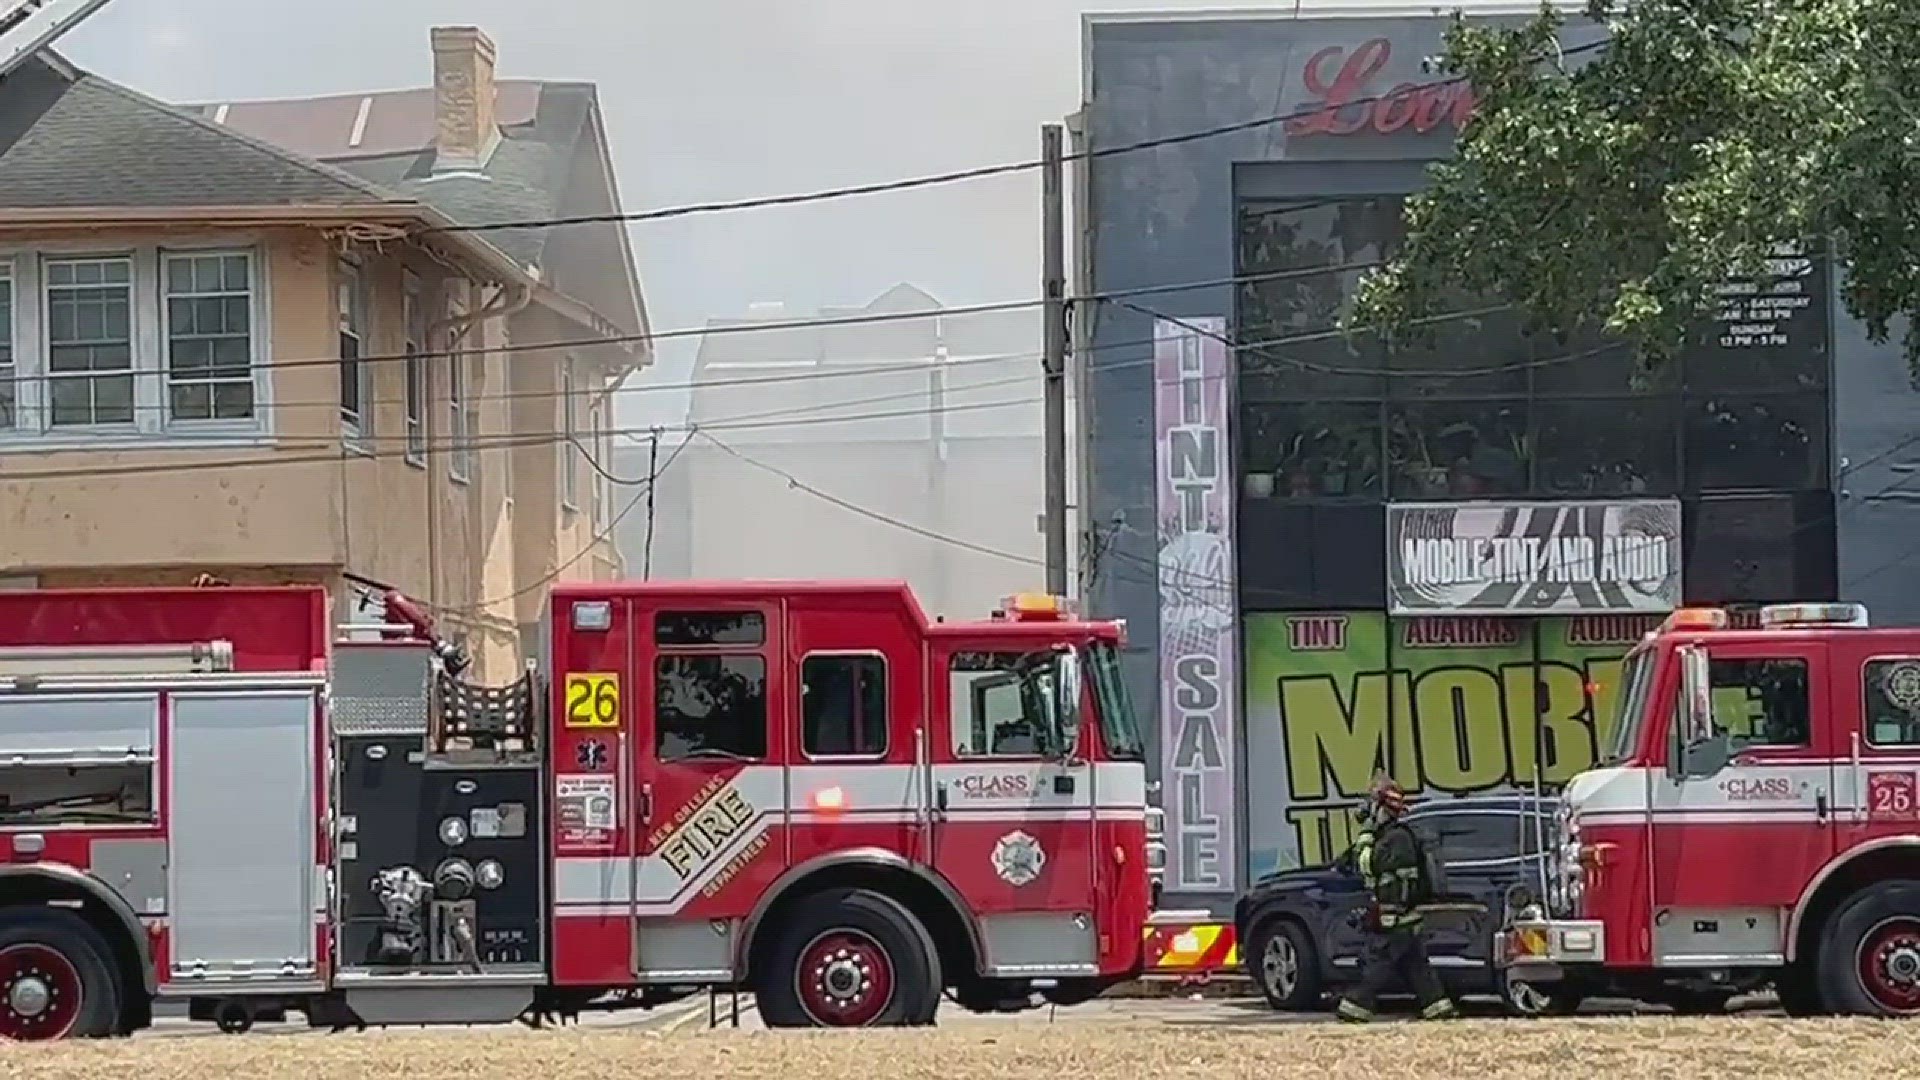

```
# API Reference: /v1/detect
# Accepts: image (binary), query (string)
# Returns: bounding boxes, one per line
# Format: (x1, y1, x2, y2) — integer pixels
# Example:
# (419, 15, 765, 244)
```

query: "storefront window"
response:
(1385, 399, 1529, 499)
(1233, 194, 1833, 504)
(1239, 400, 1384, 500)
(1684, 395, 1828, 492)
(1533, 399, 1679, 496)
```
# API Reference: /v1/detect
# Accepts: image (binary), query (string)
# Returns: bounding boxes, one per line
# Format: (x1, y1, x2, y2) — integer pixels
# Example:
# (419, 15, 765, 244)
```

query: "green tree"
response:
(1346, 0, 1920, 374)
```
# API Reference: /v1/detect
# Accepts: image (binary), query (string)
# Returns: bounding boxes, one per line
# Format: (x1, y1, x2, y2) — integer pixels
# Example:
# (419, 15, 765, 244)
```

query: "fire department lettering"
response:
(660, 787, 755, 879)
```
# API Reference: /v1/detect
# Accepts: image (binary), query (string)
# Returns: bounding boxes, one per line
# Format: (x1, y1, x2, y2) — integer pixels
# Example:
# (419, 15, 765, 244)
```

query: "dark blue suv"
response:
(1232, 794, 1574, 1016)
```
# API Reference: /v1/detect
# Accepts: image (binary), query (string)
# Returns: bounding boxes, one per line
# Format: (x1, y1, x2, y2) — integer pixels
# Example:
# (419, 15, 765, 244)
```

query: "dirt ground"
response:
(0, 1017, 1912, 1079)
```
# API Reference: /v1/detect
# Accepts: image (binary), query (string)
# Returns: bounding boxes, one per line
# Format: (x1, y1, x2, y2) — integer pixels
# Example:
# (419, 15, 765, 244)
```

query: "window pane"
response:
(1864, 660, 1920, 747)
(0, 270, 13, 429)
(802, 655, 888, 757)
(1708, 657, 1810, 747)
(656, 611, 766, 646)
(0, 762, 155, 825)
(949, 651, 1057, 757)
(654, 655, 768, 761)
(45, 258, 133, 427)
(1684, 395, 1826, 492)
(1386, 399, 1529, 499)
(164, 253, 254, 423)
(1532, 399, 1679, 497)
(1238, 400, 1383, 500)
(1418, 812, 1523, 864)
(1236, 198, 1394, 399)
(1528, 325, 1674, 395)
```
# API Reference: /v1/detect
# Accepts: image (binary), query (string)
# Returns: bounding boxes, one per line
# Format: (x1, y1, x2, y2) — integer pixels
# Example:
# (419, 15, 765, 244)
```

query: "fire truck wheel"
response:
(0, 908, 123, 1040)
(1246, 919, 1320, 1011)
(758, 888, 943, 1029)
(1818, 879, 1920, 1017)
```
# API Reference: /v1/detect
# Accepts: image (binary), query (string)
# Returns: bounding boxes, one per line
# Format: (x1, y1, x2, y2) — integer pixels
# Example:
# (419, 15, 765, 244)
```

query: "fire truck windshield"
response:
(1088, 641, 1146, 761)
(1601, 647, 1657, 765)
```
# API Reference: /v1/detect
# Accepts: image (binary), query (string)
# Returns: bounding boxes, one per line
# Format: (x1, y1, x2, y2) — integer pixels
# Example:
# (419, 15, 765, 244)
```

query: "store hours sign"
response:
(1387, 499, 1682, 615)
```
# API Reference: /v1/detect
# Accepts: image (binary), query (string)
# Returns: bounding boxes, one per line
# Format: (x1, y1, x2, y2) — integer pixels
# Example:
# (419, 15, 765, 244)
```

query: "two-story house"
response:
(0, 27, 649, 676)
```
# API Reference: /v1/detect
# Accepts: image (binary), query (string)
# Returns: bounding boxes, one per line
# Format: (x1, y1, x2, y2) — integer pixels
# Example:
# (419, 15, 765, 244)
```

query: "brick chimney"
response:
(430, 26, 500, 173)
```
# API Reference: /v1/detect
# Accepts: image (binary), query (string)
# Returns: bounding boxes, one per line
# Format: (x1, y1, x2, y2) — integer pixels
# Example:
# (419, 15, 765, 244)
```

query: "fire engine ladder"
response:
(0, 0, 117, 81)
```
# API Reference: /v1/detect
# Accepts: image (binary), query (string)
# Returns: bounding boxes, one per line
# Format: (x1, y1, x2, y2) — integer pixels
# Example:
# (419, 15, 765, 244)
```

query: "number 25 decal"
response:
(1868, 771, 1917, 822)
(564, 673, 621, 729)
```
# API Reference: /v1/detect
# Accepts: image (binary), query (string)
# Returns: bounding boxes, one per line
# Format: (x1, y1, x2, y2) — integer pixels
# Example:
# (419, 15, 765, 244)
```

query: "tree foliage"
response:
(1346, 0, 1920, 374)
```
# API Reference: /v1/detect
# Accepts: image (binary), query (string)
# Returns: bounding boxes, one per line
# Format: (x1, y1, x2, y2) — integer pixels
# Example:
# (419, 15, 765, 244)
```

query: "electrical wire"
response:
(420, 38, 1612, 236)
(693, 429, 1045, 567)
(444, 427, 695, 613)
(0, 314, 1656, 483)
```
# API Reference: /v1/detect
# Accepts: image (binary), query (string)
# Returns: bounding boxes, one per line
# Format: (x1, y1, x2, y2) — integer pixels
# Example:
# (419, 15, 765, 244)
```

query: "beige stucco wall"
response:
(0, 224, 617, 682)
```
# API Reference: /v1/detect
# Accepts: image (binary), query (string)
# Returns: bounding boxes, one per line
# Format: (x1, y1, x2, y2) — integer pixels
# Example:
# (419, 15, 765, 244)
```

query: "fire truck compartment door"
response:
(167, 687, 320, 985)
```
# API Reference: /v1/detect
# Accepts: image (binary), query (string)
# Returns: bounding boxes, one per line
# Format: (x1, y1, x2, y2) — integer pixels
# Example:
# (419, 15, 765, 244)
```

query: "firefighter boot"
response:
(1335, 998, 1374, 1023)
(1419, 998, 1458, 1021)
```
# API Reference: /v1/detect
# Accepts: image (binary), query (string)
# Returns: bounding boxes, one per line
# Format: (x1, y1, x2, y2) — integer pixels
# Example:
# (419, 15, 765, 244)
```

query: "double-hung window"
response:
(46, 256, 135, 427)
(403, 276, 427, 465)
(163, 252, 254, 422)
(448, 316, 473, 483)
(560, 356, 578, 511)
(338, 259, 369, 443)
(0, 243, 265, 442)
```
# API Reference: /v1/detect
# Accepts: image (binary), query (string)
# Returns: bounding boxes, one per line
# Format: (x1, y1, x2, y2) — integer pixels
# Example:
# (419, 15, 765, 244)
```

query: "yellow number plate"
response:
(564, 673, 621, 729)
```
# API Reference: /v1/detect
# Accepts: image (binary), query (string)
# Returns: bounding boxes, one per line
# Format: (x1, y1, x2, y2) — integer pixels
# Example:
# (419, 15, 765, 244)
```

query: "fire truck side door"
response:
(627, 601, 784, 978)
(931, 644, 1100, 979)
(1652, 640, 1832, 968)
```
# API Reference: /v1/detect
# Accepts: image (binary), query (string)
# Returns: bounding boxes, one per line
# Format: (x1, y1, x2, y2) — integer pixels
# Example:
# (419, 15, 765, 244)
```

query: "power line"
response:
(422, 39, 1613, 236)
(0, 313, 1659, 483)
(693, 429, 1044, 567)
(443, 427, 695, 614)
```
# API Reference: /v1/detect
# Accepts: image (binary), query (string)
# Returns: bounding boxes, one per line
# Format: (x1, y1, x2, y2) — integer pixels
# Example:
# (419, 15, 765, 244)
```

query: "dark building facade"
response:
(1077, 11, 1920, 909)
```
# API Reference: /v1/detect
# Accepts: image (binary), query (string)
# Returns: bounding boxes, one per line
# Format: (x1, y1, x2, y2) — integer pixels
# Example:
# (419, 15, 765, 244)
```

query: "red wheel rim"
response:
(1857, 917, 1920, 1014)
(794, 929, 896, 1026)
(0, 944, 82, 1041)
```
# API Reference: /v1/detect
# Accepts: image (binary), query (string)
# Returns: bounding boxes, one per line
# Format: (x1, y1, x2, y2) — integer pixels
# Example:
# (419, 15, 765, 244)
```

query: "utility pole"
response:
(1041, 122, 1069, 596)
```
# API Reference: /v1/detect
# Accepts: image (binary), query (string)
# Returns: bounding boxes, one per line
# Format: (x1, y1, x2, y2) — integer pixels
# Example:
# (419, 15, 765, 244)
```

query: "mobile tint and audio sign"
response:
(1151, 317, 1239, 897)
(1387, 499, 1682, 615)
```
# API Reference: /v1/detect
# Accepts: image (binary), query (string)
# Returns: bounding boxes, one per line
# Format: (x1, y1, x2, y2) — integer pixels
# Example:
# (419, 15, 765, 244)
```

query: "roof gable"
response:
(0, 57, 404, 210)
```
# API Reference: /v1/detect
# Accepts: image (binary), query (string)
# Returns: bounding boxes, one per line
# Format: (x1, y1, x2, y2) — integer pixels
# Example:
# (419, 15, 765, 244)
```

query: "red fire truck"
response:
(0, 579, 1152, 1040)
(1500, 600, 1920, 1017)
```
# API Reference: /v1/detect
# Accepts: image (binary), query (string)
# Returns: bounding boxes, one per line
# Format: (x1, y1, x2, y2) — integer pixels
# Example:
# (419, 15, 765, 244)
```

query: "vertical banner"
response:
(1152, 317, 1239, 896)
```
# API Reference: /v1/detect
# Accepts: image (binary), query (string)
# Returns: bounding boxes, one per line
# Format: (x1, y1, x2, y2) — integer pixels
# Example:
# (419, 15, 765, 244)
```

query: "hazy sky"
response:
(59, 0, 1281, 423)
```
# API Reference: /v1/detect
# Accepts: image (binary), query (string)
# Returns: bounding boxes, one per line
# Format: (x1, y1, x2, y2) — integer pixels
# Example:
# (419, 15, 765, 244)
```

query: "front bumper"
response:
(1496, 918, 1606, 982)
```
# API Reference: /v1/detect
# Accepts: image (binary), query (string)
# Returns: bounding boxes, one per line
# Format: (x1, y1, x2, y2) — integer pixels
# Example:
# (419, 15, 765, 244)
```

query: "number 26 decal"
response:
(564, 673, 621, 729)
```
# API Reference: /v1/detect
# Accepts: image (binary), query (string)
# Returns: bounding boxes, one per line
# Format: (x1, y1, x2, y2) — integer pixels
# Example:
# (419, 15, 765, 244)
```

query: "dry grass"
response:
(0, 1017, 1913, 1080)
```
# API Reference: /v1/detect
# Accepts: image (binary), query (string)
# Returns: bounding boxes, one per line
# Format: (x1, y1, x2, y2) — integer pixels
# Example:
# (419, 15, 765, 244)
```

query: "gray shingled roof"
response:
(0, 57, 407, 210)
(319, 83, 594, 268)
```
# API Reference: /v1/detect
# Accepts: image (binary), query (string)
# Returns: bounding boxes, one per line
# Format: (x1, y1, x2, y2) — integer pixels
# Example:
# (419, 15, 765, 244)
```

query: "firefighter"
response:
(1335, 779, 1457, 1023)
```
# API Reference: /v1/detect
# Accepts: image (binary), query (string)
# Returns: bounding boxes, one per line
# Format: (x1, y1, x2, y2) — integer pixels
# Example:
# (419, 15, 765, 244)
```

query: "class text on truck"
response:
(0, 580, 1152, 1039)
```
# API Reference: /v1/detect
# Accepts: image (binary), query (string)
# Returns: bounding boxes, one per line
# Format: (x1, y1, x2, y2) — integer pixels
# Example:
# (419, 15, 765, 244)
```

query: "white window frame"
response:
(337, 257, 370, 450)
(0, 260, 15, 432)
(590, 398, 611, 529)
(402, 273, 426, 467)
(448, 314, 473, 484)
(560, 355, 579, 513)
(43, 253, 136, 431)
(0, 238, 273, 449)
(161, 249, 259, 427)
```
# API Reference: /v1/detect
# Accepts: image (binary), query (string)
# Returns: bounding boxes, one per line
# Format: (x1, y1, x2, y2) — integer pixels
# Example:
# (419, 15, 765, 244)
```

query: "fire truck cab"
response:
(0, 579, 1150, 1039)
(1500, 600, 1920, 1016)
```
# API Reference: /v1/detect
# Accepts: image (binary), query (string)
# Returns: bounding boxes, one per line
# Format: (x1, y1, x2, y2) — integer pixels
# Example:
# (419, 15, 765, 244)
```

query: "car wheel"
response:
(1497, 968, 1581, 1018)
(1247, 918, 1321, 1011)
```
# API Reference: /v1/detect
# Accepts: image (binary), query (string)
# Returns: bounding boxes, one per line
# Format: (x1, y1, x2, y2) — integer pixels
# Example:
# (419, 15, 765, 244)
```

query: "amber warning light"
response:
(1660, 608, 1729, 633)
(999, 592, 1074, 622)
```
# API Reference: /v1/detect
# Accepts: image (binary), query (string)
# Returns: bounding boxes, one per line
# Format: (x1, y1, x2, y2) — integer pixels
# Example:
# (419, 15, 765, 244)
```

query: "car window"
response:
(1407, 810, 1534, 864)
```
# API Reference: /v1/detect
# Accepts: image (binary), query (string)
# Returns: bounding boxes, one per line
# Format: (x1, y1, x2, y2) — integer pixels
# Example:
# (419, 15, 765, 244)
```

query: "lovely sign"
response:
(1285, 38, 1477, 138)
